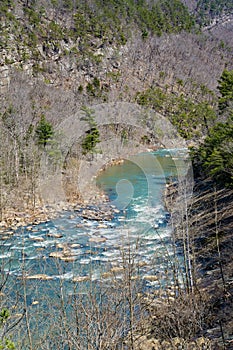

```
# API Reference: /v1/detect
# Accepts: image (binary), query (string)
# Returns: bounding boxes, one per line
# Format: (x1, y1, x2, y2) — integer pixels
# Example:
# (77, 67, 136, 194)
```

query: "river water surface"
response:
(1, 149, 190, 286)
(1, 148, 191, 346)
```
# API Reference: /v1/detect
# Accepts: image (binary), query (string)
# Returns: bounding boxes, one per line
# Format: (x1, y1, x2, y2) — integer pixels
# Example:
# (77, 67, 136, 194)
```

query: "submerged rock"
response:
(29, 236, 44, 242)
(49, 251, 64, 259)
(47, 232, 63, 238)
(59, 256, 77, 262)
(98, 223, 108, 229)
(0, 236, 10, 240)
(73, 276, 90, 282)
(143, 275, 158, 281)
(70, 243, 81, 248)
(110, 266, 124, 274)
(25, 274, 53, 280)
(89, 236, 107, 243)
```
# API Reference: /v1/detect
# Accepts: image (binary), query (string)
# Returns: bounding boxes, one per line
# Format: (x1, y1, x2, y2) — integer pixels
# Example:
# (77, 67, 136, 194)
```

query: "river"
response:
(0, 148, 191, 348)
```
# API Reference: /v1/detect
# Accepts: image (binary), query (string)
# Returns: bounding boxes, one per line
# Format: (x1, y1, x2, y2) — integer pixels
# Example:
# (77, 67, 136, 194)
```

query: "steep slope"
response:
(0, 1, 233, 349)
(1, 0, 233, 218)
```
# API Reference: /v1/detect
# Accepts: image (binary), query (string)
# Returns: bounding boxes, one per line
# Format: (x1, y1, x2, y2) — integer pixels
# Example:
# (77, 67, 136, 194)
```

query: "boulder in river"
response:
(49, 251, 64, 259)
(59, 256, 77, 262)
(89, 236, 107, 243)
(25, 274, 53, 280)
(70, 243, 81, 248)
(73, 276, 90, 282)
(29, 236, 44, 242)
(47, 233, 63, 238)
(143, 275, 158, 282)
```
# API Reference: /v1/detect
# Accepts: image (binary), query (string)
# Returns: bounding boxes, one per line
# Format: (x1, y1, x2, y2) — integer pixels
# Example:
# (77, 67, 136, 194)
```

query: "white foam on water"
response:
(26, 255, 41, 260)
(0, 242, 12, 246)
(70, 249, 82, 256)
(29, 234, 44, 240)
(101, 250, 120, 258)
(10, 246, 23, 250)
(33, 239, 59, 248)
(5, 268, 20, 274)
(0, 252, 11, 259)
(79, 258, 91, 265)
(54, 271, 74, 280)
(90, 256, 102, 261)
(82, 220, 97, 227)
(99, 256, 119, 263)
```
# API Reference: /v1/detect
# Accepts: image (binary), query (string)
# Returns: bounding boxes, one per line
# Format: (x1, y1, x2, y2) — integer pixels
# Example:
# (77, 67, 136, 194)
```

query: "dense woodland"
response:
(0, 0, 233, 349)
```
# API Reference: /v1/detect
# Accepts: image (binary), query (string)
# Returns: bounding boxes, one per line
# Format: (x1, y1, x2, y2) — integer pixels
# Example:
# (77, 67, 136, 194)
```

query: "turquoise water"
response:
(0, 148, 190, 347)
(1, 148, 189, 288)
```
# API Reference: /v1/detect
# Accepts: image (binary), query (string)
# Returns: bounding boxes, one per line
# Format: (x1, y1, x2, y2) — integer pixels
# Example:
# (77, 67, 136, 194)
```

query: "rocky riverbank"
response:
(128, 335, 215, 350)
(0, 193, 116, 233)
(0, 156, 120, 232)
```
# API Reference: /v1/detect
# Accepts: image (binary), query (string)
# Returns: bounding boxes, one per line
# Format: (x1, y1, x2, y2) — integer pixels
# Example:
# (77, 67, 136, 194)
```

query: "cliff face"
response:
(1, 0, 233, 96)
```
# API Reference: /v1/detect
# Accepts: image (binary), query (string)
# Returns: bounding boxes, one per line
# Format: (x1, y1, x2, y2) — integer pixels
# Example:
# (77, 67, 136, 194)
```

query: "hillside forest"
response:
(0, 0, 233, 349)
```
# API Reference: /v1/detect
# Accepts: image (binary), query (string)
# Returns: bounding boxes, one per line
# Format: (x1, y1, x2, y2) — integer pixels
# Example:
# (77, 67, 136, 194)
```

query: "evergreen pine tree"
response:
(35, 114, 54, 148)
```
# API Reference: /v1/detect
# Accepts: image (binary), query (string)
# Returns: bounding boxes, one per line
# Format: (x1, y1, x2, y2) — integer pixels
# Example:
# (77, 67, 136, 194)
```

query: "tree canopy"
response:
(191, 69, 233, 187)
(217, 69, 233, 114)
(192, 116, 233, 186)
(35, 114, 54, 148)
(81, 107, 100, 156)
